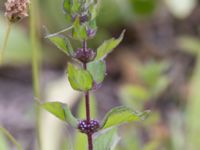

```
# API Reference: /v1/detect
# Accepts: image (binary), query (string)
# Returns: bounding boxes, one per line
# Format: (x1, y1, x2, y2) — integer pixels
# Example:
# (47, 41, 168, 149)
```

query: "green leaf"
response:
(87, 60, 106, 84)
(89, 4, 98, 20)
(63, 0, 73, 13)
(95, 30, 125, 60)
(94, 128, 120, 150)
(41, 102, 78, 128)
(71, 0, 81, 13)
(68, 63, 93, 91)
(88, 19, 97, 30)
(46, 35, 74, 56)
(101, 106, 150, 129)
(72, 17, 88, 40)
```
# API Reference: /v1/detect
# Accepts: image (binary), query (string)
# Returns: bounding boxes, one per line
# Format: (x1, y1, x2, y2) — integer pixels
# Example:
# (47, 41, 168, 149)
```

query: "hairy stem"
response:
(83, 40, 93, 150)
(0, 21, 12, 65)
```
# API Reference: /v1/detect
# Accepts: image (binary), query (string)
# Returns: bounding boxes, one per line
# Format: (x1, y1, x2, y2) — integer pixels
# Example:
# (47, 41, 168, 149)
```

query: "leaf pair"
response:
(41, 101, 150, 130)
(46, 29, 125, 59)
(67, 61, 106, 91)
(41, 101, 150, 150)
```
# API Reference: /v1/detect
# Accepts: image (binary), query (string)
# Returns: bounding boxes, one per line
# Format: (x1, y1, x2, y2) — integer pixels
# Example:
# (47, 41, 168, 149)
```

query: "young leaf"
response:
(72, 17, 88, 40)
(68, 63, 93, 91)
(89, 4, 98, 20)
(71, 0, 81, 13)
(87, 60, 106, 84)
(46, 35, 74, 56)
(94, 128, 120, 150)
(95, 30, 125, 60)
(63, 0, 73, 13)
(41, 102, 78, 128)
(101, 106, 150, 129)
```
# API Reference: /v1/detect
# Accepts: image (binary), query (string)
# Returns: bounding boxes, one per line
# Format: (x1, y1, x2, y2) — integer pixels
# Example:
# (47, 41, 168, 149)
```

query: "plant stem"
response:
(83, 40, 93, 150)
(0, 126, 24, 150)
(0, 21, 12, 65)
(30, 0, 41, 149)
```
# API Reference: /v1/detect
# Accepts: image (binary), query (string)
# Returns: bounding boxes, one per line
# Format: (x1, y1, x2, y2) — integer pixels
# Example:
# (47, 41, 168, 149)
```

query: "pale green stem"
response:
(0, 126, 24, 150)
(0, 21, 12, 65)
(45, 26, 73, 38)
(30, 0, 41, 149)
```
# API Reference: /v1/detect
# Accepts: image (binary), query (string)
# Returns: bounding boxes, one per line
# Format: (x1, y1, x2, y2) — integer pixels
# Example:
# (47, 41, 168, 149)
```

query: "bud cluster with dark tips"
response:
(74, 48, 96, 63)
(78, 120, 100, 134)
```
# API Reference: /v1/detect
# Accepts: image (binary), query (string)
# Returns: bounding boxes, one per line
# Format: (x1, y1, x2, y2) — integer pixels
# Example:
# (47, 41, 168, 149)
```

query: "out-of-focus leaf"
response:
(41, 102, 78, 128)
(139, 61, 167, 87)
(95, 30, 125, 60)
(178, 36, 200, 55)
(68, 63, 93, 91)
(46, 35, 74, 56)
(151, 76, 169, 98)
(88, 60, 106, 84)
(119, 85, 149, 110)
(94, 128, 120, 150)
(187, 53, 200, 149)
(101, 106, 150, 129)
(168, 110, 185, 150)
(131, 0, 156, 16)
(143, 140, 160, 150)
(165, 0, 197, 19)
(0, 133, 9, 150)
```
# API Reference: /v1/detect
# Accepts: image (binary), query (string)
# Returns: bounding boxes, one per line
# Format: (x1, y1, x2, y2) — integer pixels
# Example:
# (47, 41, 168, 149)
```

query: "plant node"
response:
(78, 120, 100, 134)
(74, 48, 96, 63)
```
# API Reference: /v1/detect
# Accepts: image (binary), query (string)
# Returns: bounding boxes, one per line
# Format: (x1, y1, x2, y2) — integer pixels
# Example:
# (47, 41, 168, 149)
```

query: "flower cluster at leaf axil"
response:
(78, 120, 100, 134)
(5, 0, 30, 22)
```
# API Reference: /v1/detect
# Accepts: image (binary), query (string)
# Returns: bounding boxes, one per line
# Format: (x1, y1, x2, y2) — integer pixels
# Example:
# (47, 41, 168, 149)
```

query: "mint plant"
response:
(41, 0, 150, 149)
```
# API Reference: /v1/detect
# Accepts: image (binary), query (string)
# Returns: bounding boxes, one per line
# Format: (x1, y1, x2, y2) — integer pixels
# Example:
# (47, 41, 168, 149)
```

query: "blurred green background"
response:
(1, 0, 200, 150)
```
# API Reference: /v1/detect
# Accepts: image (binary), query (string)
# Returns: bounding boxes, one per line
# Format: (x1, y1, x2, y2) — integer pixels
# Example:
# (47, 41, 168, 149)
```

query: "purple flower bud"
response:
(87, 28, 97, 38)
(78, 120, 100, 134)
(80, 14, 88, 23)
(71, 14, 78, 21)
(74, 48, 96, 63)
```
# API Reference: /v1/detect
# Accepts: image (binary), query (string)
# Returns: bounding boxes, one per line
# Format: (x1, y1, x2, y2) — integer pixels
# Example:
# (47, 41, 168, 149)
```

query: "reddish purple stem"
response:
(83, 40, 93, 150)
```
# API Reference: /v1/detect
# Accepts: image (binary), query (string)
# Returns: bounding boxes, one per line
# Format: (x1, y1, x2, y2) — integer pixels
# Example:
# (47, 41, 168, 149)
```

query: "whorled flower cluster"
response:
(78, 120, 100, 134)
(5, 0, 30, 22)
